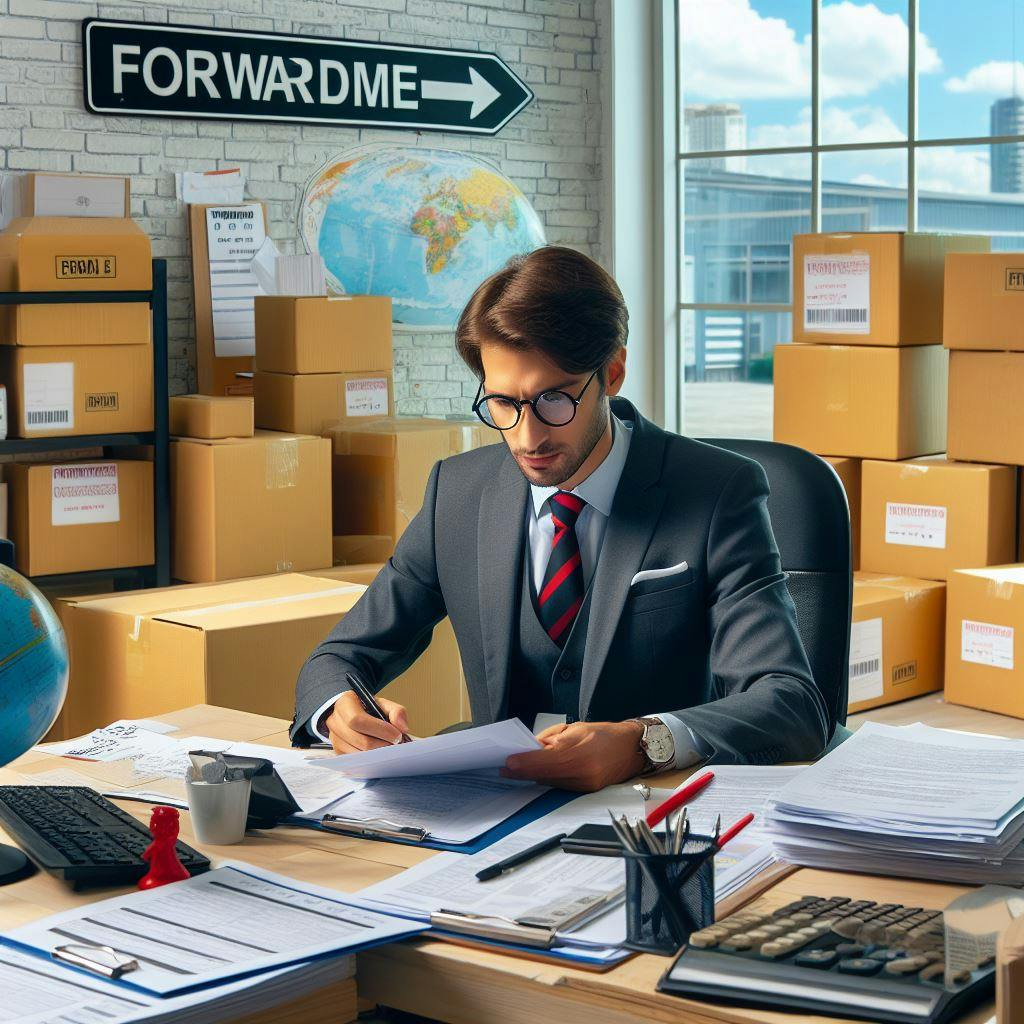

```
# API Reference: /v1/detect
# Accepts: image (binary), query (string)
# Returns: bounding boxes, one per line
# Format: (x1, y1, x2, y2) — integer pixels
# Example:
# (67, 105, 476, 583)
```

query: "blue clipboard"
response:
(283, 787, 579, 854)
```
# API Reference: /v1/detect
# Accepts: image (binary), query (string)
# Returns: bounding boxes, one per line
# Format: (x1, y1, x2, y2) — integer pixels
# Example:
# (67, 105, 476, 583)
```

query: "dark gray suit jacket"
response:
(291, 397, 831, 764)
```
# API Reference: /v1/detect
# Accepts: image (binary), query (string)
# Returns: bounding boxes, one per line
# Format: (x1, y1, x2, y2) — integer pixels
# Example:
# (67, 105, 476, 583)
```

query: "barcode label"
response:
(849, 617, 884, 704)
(23, 362, 74, 433)
(27, 409, 70, 425)
(850, 657, 880, 678)
(804, 252, 871, 335)
(806, 308, 868, 325)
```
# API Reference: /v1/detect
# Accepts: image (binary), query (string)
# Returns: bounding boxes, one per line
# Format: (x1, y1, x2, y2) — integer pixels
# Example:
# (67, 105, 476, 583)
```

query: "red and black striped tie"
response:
(538, 491, 587, 648)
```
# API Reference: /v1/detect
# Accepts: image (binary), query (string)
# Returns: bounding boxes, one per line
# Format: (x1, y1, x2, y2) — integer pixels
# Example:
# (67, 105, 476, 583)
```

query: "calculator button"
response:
(832, 917, 864, 938)
(721, 935, 753, 951)
(885, 956, 930, 975)
(868, 948, 903, 962)
(688, 930, 720, 948)
(838, 958, 883, 976)
(795, 949, 838, 969)
(759, 939, 796, 958)
(835, 943, 866, 957)
(920, 963, 947, 983)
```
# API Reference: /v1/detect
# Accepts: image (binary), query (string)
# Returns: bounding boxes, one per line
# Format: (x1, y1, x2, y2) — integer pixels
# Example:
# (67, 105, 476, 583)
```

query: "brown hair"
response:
(455, 245, 628, 383)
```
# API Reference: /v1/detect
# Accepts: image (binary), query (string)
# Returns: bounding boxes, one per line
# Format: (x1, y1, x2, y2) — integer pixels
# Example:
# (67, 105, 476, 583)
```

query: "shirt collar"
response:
(529, 413, 634, 519)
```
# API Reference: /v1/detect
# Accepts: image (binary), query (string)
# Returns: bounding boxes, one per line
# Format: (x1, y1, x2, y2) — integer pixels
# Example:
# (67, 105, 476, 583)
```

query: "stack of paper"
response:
(765, 721, 1024, 884)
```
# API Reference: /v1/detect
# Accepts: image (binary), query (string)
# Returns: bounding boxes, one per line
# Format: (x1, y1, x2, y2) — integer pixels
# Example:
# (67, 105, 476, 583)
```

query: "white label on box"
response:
(849, 617, 884, 703)
(962, 619, 1014, 671)
(23, 362, 73, 432)
(33, 175, 125, 218)
(885, 502, 947, 549)
(0, 384, 7, 441)
(803, 252, 870, 333)
(51, 463, 120, 526)
(345, 377, 388, 417)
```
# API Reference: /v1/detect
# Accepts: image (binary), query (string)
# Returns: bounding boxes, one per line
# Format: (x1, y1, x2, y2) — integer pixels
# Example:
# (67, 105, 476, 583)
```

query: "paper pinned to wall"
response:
(206, 204, 269, 358)
(177, 168, 246, 205)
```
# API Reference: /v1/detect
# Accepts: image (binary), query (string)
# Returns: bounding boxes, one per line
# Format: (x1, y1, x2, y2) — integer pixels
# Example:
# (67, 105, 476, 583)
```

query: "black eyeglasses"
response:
(472, 370, 599, 430)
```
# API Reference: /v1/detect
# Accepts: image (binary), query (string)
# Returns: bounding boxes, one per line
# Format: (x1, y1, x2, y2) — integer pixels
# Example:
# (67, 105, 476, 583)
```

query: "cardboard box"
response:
(861, 458, 1017, 581)
(823, 456, 861, 570)
(172, 430, 332, 582)
(0, 217, 151, 346)
(20, 172, 130, 219)
(254, 296, 393, 374)
(849, 572, 946, 713)
(793, 232, 989, 346)
(55, 573, 366, 734)
(333, 534, 394, 565)
(0, 217, 152, 291)
(948, 350, 1024, 465)
(0, 343, 153, 438)
(254, 370, 392, 436)
(301, 566, 471, 735)
(773, 343, 948, 460)
(6, 459, 153, 576)
(945, 566, 1024, 718)
(169, 394, 254, 439)
(327, 417, 501, 547)
(944, 252, 1024, 351)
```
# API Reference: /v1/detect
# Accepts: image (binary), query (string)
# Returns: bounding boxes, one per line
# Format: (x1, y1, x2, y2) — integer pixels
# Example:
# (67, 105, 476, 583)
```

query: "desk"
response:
(1, 695, 1003, 1024)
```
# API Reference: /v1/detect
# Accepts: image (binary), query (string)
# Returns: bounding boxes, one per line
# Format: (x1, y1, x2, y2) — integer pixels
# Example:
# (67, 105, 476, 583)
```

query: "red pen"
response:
(717, 812, 755, 850)
(645, 770, 714, 827)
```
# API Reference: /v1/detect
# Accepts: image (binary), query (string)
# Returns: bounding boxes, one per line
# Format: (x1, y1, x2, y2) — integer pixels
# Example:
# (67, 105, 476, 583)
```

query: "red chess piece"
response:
(138, 806, 190, 889)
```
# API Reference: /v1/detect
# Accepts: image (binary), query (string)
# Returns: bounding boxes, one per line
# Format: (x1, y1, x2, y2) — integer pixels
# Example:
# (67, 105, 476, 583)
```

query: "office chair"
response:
(697, 438, 853, 748)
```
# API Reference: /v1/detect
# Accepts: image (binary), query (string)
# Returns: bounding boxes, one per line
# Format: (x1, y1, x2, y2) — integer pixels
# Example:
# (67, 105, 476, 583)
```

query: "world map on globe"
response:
(0, 564, 68, 767)
(299, 145, 546, 329)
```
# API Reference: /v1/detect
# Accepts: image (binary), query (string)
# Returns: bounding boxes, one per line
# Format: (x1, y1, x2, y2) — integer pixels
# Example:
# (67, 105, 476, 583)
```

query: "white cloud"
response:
(945, 60, 1024, 95)
(749, 105, 904, 149)
(679, 0, 941, 102)
(916, 147, 991, 194)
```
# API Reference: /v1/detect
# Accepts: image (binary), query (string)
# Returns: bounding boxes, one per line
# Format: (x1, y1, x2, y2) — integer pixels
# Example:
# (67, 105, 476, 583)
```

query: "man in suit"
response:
(291, 246, 831, 790)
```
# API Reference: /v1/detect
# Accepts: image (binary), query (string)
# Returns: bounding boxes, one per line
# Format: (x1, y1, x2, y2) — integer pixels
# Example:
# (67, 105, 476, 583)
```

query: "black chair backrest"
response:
(698, 438, 852, 732)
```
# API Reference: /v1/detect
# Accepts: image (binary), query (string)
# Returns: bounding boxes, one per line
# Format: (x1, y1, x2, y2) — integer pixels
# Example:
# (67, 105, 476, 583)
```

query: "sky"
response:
(680, 0, 1024, 194)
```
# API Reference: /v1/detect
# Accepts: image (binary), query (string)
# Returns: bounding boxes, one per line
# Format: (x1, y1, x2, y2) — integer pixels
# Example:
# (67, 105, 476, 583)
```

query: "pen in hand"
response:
(345, 672, 411, 744)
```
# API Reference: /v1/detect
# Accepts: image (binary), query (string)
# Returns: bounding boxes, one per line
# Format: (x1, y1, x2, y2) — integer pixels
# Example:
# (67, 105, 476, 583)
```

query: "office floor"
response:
(682, 382, 773, 440)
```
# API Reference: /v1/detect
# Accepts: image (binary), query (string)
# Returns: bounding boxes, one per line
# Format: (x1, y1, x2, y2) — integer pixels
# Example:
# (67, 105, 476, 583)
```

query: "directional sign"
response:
(82, 19, 533, 136)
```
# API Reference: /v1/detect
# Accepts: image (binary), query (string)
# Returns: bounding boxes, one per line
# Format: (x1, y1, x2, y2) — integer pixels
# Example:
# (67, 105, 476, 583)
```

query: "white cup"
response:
(185, 775, 252, 846)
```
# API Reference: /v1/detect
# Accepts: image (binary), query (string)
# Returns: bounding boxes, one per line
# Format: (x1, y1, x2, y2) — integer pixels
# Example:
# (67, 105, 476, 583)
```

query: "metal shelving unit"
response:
(0, 258, 170, 589)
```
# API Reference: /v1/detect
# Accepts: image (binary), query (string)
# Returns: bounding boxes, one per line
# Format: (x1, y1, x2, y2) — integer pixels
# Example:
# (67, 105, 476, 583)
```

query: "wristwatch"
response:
(633, 717, 676, 775)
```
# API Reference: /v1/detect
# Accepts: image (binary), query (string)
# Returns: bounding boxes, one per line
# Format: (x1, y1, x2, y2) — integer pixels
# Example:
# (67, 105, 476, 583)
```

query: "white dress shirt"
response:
(312, 413, 708, 770)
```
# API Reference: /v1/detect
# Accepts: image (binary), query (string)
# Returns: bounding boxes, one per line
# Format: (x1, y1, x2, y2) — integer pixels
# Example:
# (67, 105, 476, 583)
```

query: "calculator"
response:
(658, 894, 995, 1024)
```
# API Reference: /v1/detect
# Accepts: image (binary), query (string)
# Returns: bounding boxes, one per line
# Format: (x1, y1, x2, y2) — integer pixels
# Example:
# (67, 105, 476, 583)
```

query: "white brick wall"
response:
(0, 0, 606, 413)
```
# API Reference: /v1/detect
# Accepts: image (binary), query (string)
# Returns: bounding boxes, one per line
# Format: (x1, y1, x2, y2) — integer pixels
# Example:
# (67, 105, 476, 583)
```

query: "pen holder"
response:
(622, 836, 716, 956)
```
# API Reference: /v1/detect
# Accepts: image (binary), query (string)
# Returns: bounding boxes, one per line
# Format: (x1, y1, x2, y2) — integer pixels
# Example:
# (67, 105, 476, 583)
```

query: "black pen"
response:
(475, 833, 568, 882)
(345, 672, 411, 744)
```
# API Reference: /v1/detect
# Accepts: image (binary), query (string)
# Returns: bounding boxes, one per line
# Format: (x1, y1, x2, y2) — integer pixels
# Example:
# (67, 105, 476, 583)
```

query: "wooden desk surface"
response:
(1, 694, 1005, 1024)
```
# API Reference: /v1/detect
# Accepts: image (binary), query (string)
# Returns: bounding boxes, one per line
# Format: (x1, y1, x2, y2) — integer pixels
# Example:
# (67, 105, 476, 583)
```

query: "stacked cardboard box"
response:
(254, 296, 393, 436)
(52, 566, 469, 739)
(776, 232, 989, 713)
(0, 215, 154, 438)
(326, 417, 500, 561)
(169, 394, 253, 440)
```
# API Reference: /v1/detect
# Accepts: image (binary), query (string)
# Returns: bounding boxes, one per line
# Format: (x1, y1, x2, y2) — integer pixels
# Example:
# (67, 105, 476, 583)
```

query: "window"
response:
(675, 0, 1024, 438)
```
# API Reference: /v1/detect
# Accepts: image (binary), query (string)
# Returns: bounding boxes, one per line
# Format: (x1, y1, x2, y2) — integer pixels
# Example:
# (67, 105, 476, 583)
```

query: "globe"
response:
(299, 144, 547, 329)
(0, 563, 68, 883)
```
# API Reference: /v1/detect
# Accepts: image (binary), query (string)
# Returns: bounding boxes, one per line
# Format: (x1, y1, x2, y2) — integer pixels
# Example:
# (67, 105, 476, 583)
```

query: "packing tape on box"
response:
(988, 579, 1018, 601)
(266, 437, 299, 490)
(898, 464, 931, 479)
(856, 575, 936, 604)
(127, 584, 366, 640)
(825, 348, 851, 414)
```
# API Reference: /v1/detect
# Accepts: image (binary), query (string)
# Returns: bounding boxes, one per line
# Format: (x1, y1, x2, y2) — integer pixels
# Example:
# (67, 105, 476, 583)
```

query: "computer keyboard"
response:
(0, 786, 209, 889)
(658, 894, 995, 1024)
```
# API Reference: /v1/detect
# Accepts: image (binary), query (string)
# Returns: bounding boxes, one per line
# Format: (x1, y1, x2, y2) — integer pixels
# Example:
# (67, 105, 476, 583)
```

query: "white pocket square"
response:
(630, 560, 689, 587)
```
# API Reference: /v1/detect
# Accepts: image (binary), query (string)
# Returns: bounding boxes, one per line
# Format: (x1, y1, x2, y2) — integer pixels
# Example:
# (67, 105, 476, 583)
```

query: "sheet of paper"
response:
(3, 864, 425, 998)
(318, 718, 542, 780)
(304, 770, 547, 843)
(275, 763, 360, 815)
(771, 721, 1024, 827)
(206, 204, 266, 358)
(176, 168, 245, 205)
(36, 722, 182, 763)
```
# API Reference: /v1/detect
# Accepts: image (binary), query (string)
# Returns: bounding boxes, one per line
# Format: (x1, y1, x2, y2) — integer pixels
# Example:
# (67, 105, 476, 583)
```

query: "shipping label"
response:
(23, 362, 73, 432)
(54, 255, 117, 279)
(803, 252, 870, 333)
(885, 501, 947, 549)
(51, 463, 120, 526)
(345, 377, 388, 417)
(849, 617, 884, 703)
(962, 619, 1014, 671)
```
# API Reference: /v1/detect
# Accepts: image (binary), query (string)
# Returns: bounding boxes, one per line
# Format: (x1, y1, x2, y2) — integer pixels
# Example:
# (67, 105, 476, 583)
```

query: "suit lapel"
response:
(579, 401, 668, 717)
(477, 449, 528, 721)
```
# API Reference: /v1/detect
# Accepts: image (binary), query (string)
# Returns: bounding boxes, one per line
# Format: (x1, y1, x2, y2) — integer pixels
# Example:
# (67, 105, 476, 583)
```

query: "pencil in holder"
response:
(622, 835, 716, 955)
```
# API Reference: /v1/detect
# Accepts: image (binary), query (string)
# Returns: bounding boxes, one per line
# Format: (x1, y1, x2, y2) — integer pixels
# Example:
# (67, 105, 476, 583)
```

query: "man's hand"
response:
(501, 721, 647, 791)
(323, 690, 410, 754)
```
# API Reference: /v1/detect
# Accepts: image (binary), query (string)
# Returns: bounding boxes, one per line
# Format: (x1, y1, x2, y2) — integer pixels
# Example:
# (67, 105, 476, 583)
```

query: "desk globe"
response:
(0, 563, 69, 883)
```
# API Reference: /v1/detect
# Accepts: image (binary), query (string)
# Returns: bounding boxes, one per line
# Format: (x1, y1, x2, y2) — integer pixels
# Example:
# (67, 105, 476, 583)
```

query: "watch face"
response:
(644, 722, 675, 765)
